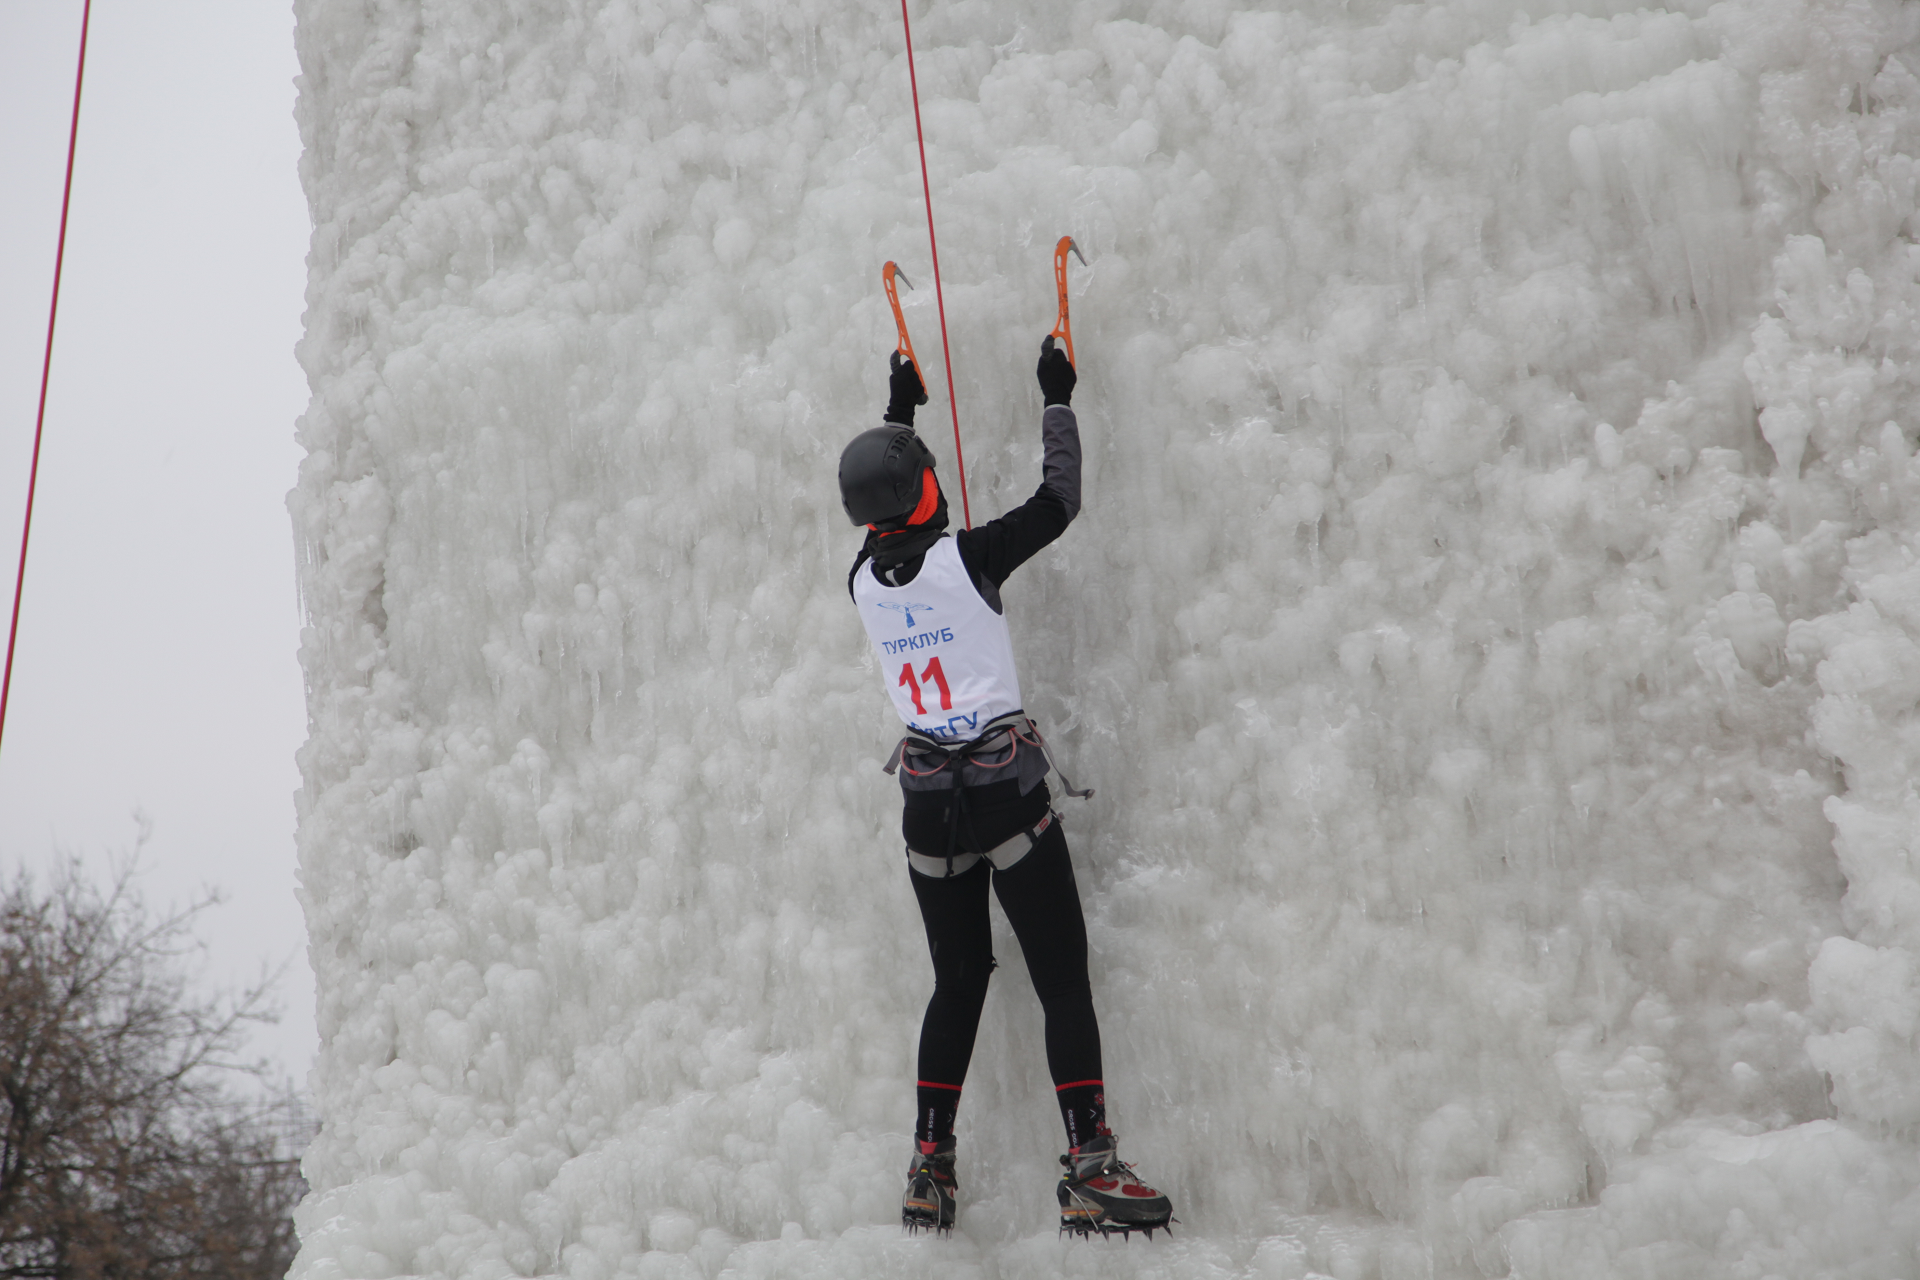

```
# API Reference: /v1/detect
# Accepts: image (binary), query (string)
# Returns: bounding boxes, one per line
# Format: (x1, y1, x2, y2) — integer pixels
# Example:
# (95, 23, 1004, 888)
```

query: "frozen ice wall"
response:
(289, 0, 1920, 1275)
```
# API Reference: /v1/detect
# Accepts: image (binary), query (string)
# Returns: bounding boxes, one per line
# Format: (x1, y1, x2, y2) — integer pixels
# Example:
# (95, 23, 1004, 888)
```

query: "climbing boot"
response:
(902, 1138, 957, 1234)
(1057, 1134, 1173, 1238)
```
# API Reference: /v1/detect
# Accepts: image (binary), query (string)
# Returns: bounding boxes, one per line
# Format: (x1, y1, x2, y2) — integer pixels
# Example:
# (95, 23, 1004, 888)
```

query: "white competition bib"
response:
(853, 537, 1023, 741)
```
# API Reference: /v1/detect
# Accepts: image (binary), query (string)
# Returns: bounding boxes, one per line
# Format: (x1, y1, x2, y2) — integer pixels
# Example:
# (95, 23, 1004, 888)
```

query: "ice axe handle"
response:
(884, 261, 922, 382)
(1049, 236, 1087, 366)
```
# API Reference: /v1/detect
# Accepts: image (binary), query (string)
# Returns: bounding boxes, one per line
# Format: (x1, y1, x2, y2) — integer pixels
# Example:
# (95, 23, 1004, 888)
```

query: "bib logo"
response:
(881, 626, 954, 655)
(876, 601, 934, 628)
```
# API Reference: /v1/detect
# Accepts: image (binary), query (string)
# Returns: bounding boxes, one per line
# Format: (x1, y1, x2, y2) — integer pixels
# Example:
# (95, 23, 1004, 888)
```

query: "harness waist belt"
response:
(883, 712, 1093, 800)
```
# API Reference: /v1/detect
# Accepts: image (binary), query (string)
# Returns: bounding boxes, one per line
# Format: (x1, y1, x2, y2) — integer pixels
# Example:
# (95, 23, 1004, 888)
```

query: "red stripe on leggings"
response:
(1054, 1079, 1104, 1092)
(916, 1080, 963, 1092)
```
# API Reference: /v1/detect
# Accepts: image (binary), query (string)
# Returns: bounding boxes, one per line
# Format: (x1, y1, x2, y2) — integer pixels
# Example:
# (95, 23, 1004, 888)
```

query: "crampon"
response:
(1056, 1135, 1174, 1240)
(902, 1139, 957, 1235)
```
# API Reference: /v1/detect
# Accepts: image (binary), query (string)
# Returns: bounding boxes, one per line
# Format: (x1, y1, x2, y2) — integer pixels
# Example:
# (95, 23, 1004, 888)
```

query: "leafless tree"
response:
(0, 850, 308, 1280)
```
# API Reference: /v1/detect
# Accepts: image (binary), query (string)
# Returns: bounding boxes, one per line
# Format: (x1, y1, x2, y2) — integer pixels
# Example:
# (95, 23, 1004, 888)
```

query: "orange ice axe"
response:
(1049, 236, 1088, 366)
(883, 261, 923, 383)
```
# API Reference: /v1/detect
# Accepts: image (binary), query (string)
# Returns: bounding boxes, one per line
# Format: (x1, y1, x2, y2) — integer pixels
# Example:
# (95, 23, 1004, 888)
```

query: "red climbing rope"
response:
(1, 0, 91, 756)
(897, 0, 971, 529)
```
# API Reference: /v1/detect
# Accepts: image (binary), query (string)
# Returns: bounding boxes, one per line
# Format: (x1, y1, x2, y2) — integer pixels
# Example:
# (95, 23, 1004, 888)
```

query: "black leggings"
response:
(909, 821, 1107, 1148)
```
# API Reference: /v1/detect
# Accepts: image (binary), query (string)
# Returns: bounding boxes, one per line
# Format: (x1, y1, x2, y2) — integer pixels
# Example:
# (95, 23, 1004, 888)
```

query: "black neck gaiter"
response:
(865, 489, 950, 571)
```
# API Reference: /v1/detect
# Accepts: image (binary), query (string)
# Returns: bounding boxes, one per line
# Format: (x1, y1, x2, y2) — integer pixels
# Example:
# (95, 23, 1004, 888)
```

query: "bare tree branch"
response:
(0, 847, 309, 1280)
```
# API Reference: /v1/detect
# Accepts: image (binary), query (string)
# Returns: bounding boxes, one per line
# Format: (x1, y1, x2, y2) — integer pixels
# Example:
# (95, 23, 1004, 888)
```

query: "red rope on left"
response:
(898, 0, 971, 529)
(1, 0, 92, 756)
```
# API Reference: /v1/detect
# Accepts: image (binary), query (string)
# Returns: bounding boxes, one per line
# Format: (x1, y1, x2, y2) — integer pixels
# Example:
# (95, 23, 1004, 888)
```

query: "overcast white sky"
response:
(0, 1, 314, 1082)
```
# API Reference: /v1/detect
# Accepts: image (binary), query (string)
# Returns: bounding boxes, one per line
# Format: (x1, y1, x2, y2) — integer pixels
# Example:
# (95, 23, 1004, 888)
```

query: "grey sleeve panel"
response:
(1041, 404, 1082, 521)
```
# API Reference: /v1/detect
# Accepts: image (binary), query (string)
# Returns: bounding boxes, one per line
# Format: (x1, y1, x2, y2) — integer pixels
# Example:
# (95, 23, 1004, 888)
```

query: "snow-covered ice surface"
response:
(288, 0, 1920, 1275)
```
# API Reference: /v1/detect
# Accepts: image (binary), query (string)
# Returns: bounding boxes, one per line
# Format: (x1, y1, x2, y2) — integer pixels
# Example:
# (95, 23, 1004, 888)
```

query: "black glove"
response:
(1036, 335, 1076, 406)
(887, 351, 928, 424)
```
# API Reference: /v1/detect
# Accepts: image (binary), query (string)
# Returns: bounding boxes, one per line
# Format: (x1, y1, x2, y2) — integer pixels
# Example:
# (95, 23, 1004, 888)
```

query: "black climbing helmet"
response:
(838, 426, 937, 526)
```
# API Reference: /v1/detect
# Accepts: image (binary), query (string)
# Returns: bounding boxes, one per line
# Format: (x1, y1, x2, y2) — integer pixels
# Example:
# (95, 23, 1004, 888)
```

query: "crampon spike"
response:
(1058, 1210, 1173, 1242)
(1048, 235, 1088, 367)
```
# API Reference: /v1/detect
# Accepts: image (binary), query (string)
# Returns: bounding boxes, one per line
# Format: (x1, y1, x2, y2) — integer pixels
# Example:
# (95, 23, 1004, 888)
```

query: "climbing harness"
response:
(884, 711, 1092, 798)
(884, 710, 1094, 879)
(906, 809, 1060, 880)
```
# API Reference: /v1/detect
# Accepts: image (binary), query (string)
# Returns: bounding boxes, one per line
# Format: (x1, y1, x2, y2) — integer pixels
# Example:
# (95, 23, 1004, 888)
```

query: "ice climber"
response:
(837, 337, 1174, 1238)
